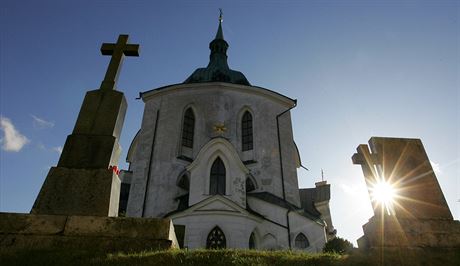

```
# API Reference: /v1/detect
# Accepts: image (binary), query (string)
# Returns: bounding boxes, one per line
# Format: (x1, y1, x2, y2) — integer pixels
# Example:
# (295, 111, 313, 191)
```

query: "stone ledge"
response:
(64, 215, 172, 238)
(0, 213, 67, 235)
(0, 212, 178, 252)
(0, 234, 173, 253)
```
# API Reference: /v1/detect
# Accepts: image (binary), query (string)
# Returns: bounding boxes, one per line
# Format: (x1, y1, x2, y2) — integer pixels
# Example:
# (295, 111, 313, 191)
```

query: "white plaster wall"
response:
(315, 200, 335, 235)
(173, 213, 258, 249)
(172, 211, 290, 250)
(289, 212, 327, 252)
(247, 196, 288, 226)
(127, 82, 301, 218)
(278, 112, 301, 207)
(126, 100, 161, 217)
(187, 138, 248, 208)
(248, 196, 326, 252)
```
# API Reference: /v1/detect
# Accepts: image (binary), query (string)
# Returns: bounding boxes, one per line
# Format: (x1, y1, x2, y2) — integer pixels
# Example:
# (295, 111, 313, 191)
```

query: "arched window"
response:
(249, 232, 256, 249)
(246, 178, 255, 192)
(181, 108, 195, 148)
(294, 233, 310, 249)
(241, 111, 253, 151)
(210, 157, 226, 195)
(206, 226, 226, 249)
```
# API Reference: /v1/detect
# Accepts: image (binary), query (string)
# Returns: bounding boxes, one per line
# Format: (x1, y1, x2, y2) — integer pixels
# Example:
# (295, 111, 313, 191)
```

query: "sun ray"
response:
(369, 178, 397, 215)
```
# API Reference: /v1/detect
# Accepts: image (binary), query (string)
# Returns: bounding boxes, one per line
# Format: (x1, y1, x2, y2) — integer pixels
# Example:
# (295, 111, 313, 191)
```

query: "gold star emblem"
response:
(213, 123, 227, 134)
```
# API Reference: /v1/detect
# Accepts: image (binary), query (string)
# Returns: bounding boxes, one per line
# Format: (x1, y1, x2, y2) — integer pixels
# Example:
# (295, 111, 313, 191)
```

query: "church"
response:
(120, 15, 335, 251)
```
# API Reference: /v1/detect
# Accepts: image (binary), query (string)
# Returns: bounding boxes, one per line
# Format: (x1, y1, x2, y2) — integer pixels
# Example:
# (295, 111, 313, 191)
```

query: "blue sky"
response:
(1, 0, 458, 245)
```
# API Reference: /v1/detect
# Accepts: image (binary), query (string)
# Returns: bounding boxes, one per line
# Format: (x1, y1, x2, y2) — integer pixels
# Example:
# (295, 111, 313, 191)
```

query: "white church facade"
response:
(120, 17, 335, 252)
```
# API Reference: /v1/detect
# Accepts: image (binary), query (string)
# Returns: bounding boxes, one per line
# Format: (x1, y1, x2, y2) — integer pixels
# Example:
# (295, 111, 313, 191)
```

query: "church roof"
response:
(248, 192, 324, 223)
(298, 188, 324, 218)
(183, 15, 250, 86)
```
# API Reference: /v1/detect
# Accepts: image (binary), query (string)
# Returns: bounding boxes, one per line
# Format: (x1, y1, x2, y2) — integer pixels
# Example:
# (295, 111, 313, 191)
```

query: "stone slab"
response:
(0, 234, 173, 253)
(353, 137, 452, 219)
(72, 89, 127, 139)
(64, 215, 172, 239)
(358, 215, 460, 249)
(0, 213, 67, 235)
(31, 167, 120, 217)
(0, 212, 178, 252)
(58, 135, 121, 169)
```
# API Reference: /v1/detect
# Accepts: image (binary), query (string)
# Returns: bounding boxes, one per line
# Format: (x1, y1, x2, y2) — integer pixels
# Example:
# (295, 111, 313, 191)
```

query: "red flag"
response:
(109, 165, 120, 176)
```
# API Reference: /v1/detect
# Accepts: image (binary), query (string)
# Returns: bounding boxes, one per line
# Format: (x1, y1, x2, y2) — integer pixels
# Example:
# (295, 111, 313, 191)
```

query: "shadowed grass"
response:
(1, 247, 459, 266)
(102, 249, 341, 266)
(0, 249, 342, 266)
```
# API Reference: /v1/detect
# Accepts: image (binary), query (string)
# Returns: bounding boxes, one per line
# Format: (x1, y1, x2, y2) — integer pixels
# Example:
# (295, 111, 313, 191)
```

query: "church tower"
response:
(122, 14, 330, 251)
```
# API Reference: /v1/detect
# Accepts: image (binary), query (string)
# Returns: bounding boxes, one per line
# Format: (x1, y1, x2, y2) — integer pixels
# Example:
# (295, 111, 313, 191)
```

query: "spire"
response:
(215, 8, 224, 40)
(183, 10, 250, 86)
(208, 9, 229, 71)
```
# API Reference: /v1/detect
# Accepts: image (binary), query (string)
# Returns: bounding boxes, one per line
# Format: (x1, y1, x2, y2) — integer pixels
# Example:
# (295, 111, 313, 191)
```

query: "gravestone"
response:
(352, 137, 460, 249)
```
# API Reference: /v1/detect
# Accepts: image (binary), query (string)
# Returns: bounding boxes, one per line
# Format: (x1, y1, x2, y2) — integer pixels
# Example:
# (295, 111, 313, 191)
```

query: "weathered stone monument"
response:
(31, 35, 137, 217)
(352, 137, 460, 250)
(0, 34, 177, 252)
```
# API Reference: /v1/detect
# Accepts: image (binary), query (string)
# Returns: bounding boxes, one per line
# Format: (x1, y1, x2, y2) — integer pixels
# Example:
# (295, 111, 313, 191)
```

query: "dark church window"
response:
(210, 157, 226, 195)
(249, 232, 256, 249)
(206, 226, 226, 249)
(242, 111, 253, 151)
(118, 183, 130, 216)
(181, 108, 195, 148)
(177, 174, 190, 191)
(294, 233, 309, 249)
(246, 178, 255, 192)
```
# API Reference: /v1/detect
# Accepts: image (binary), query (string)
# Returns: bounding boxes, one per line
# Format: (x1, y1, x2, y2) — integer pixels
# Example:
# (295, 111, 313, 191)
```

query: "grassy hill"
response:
(1, 248, 459, 266)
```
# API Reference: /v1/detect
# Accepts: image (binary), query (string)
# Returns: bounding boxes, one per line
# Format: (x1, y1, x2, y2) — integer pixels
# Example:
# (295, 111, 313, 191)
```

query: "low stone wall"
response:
(358, 215, 460, 249)
(0, 212, 178, 252)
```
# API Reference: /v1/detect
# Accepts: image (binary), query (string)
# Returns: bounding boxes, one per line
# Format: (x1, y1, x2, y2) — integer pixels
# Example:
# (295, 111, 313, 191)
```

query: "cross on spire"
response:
(219, 8, 223, 23)
(100, 34, 139, 91)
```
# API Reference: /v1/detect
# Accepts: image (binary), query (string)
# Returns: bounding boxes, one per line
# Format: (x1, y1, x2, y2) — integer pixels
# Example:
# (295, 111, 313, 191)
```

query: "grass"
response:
(1, 248, 459, 266)
(0, 249, 342, 266)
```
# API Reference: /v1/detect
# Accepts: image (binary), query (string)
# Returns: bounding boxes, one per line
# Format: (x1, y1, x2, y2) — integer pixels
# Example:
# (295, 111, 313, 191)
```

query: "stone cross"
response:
(100, 34, 139, 90)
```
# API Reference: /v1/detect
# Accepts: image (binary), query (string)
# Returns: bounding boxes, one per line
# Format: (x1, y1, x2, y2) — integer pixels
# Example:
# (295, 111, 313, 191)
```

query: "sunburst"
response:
(369, 179, 397, 215)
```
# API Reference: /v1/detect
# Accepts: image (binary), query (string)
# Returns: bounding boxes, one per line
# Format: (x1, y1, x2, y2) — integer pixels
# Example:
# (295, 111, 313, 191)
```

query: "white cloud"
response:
(0, 116, 30, 152)
(31, 115, 54, 129)
(52, 146, 63, 154)
(430, 161, 442, 174)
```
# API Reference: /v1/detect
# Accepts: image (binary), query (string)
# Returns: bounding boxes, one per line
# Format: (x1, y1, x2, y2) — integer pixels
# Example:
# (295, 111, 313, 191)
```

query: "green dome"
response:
(184, 20, 250, 86)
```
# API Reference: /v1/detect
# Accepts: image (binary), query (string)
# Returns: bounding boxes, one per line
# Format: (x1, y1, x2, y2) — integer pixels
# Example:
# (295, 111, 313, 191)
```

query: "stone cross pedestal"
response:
(31, 35, 139, 217)
(1, 35, 178, 254)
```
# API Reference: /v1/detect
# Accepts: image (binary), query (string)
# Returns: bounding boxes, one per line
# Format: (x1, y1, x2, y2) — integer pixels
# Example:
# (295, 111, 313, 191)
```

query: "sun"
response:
(370, 180, 396, 215)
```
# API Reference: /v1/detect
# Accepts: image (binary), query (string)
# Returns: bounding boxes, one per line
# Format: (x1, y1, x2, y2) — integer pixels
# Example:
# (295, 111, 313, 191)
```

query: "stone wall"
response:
(127, 82, 301, 218)
(358, 215, 460, 249)
(0, 212, 178, 252)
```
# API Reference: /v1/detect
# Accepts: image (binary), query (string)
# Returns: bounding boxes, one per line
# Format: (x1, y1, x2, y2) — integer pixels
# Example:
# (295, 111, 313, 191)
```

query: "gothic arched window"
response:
(242, 111, 253, 151)
(210, 157, 226, 195)
(294, 233, 310, 249)
(181, 108, 195, 148)
(206, 226, 226, 249)
(249, 232, 256, 249)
